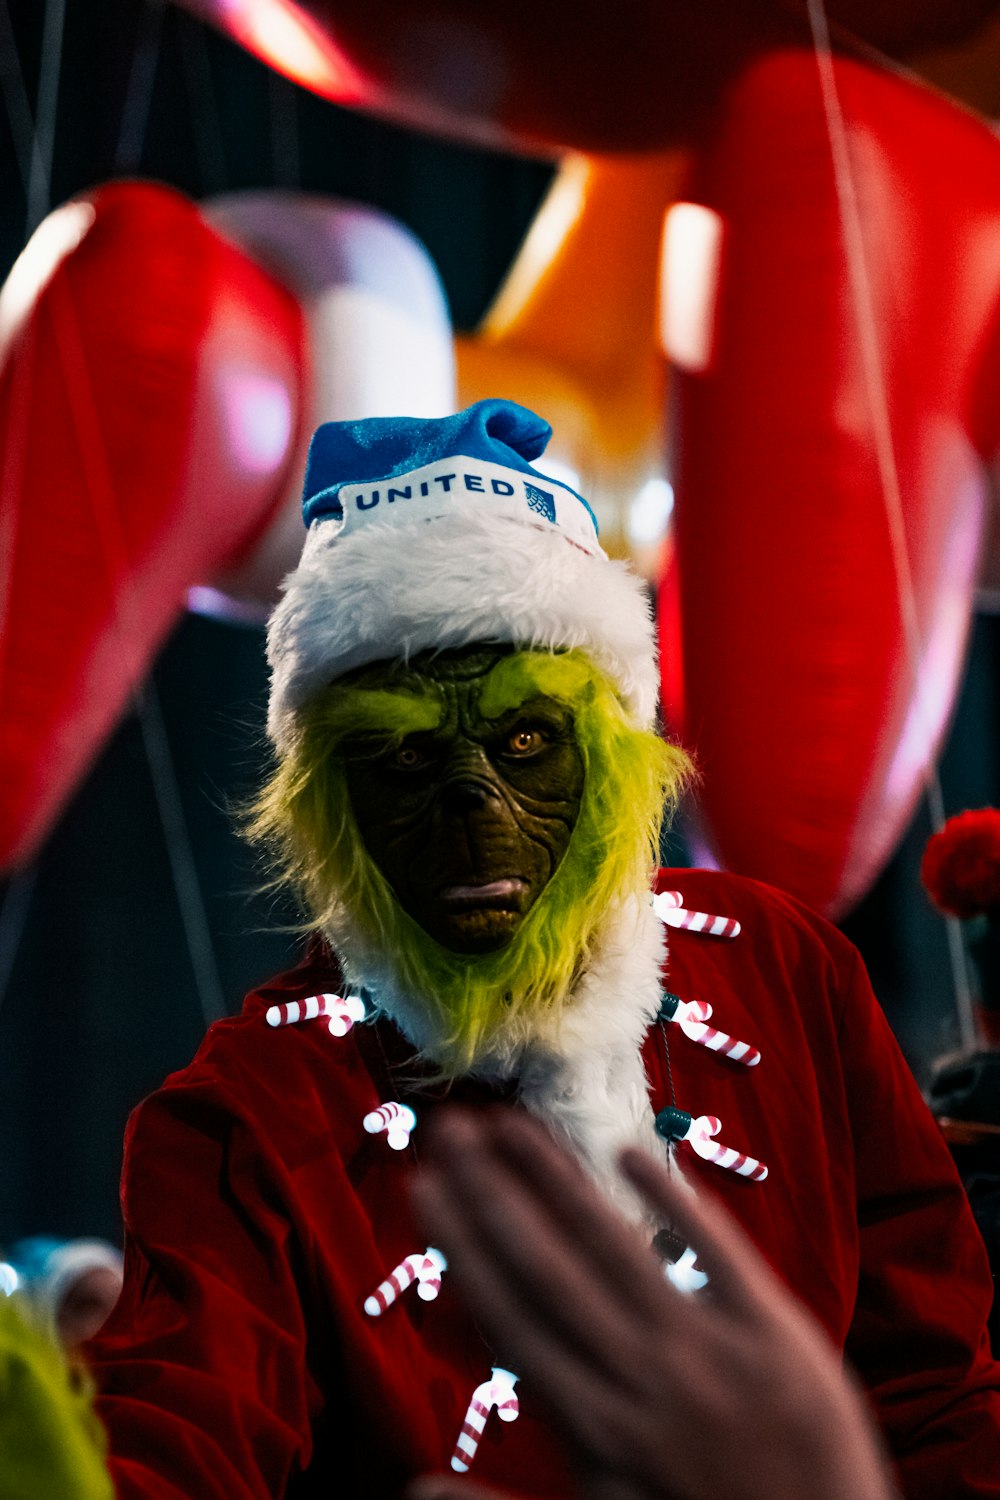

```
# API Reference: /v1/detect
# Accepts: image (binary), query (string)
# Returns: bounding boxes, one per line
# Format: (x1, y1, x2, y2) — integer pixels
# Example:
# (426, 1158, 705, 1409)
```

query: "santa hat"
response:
(267, 398, 658, 748)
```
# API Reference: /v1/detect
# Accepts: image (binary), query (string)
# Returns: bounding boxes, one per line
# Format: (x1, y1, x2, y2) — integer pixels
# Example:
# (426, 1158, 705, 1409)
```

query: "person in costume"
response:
(80, 399, 998, 1497)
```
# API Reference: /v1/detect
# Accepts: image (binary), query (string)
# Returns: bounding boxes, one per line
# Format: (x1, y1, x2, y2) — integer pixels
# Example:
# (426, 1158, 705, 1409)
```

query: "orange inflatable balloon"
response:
(174, 0, 999, 152)
(457, 150, 684, 562)
(666, 50, 1000, 917)
(0, 183, 308, 869)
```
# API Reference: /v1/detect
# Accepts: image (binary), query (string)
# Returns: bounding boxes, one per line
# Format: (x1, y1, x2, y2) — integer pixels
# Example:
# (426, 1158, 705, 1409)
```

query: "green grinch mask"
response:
(340, 646, 585, 954)
(249, 644, 690, 1074)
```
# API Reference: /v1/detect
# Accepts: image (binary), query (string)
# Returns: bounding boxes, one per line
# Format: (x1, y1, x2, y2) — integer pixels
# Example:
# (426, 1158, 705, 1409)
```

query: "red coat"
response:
(89, 870, 1000, 1497)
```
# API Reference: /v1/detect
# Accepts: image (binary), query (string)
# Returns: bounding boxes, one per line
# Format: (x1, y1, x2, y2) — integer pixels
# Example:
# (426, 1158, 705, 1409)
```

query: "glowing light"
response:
(363, 1101, 417, 1150)
(364, 1247, 446, 1316)
(452, 1368, 519, 1472)
(415, 1247, 447, 1300)
(656, 1107, 767, 1181)
(327, 995, 366, 1037)
(213, 0, 365, 98)
(628, 477, 674, 546)
(261, 992, 367, 1030)
(659, 203, 725, 373)
(0, 1263, 19, 1296)
(665, 1246, 708, 1294)
(0, 201, 96, 352)
(657, 989, 762, 1067)
(653, 890, 741, 938)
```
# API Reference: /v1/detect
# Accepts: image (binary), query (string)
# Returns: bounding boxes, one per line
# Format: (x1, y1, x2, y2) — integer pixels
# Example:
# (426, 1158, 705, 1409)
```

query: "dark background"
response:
(0, 0, 998, 1246)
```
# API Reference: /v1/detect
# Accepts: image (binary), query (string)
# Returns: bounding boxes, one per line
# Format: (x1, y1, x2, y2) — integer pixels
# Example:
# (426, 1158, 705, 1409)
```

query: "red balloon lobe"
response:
(174, 0, 1000, 153)
(0, 182, 308, 869)
(665, 51, 1000, 917)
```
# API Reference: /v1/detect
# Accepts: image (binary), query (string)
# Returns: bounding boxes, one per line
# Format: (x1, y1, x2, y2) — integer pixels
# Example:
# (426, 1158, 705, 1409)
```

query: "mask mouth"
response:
(437, 877, 528, 911)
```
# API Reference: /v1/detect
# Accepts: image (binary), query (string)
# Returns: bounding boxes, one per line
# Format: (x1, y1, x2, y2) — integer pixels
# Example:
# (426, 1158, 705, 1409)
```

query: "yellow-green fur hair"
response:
(0, 1298, 113, 1500)
(248, 650, 690, 1075)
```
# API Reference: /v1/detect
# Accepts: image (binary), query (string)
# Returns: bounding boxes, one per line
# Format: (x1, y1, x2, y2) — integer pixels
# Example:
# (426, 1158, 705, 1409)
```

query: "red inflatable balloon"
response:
(0, 182, 308, 870)
(665, 51, 1000, 918)
(175, 0, 1000, 152)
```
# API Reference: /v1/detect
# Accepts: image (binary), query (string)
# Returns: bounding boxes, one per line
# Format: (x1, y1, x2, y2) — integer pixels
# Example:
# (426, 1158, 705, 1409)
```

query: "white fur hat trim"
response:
(267, 505, 659, 747)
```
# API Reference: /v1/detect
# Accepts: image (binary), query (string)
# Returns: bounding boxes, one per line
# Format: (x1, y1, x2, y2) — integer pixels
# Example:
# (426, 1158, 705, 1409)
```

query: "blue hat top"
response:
(300, 398, 600, 553)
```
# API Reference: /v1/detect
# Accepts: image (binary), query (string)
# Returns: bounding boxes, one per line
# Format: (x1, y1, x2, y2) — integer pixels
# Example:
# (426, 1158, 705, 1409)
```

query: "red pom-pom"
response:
(921, 809, 1000, 918)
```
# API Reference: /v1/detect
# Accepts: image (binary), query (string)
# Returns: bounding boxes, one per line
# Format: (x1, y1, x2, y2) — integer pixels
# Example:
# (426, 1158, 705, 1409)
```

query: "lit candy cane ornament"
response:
(265, 992, 366, 1037)
(364, 1247, 447, 1316)
(363, 1101, 417, 1150)
(655, 1106, 768, 1182)
(658, 991, 761, 1067)
(664, 1246, 709, 1295)
(653, 890, 741, 939)
(451, 1367, 520, 1473)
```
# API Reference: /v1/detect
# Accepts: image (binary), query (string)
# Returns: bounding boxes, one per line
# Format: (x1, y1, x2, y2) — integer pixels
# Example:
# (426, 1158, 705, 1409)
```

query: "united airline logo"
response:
(307, 453, 601, 556)
(343, 468, 555, 523)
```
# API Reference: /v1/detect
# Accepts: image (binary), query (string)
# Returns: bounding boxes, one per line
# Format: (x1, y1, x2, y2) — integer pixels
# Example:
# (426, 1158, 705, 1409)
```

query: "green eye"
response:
(395, 743, 424, 769)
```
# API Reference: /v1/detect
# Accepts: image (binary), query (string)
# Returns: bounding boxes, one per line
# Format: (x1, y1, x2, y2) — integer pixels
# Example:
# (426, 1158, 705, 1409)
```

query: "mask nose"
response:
(440, 741, 500, 816)
(441, 777, 494, 815)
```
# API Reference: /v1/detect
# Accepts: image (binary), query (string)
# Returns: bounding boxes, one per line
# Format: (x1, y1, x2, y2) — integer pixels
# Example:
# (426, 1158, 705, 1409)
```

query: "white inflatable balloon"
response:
(193, 192, 455, 615)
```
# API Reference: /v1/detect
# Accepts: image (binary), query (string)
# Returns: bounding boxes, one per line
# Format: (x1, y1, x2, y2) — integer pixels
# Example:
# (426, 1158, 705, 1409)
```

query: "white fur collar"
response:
(335, 891, 671, 1231)
(514, 892, 671, 1232)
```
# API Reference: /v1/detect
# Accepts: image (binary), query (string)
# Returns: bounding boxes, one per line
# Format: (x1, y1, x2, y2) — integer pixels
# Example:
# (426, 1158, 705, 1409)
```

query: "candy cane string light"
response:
(451, 1367, 520, 1473)
(655, 1106, 768, 1182)
(265, 992, 366, 1036)
(364, 1247, 447, 1316)
(653, 891, 741, 939)
(363, 1101, 417, 1150)
(326, 995, 368, 1036)
(664, 1246, 709, 1294)
(658, 991, 761, 1067)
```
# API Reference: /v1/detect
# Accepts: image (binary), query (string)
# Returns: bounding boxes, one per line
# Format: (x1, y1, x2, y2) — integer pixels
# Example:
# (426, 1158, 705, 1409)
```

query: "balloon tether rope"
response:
(115, 0, 166, 175)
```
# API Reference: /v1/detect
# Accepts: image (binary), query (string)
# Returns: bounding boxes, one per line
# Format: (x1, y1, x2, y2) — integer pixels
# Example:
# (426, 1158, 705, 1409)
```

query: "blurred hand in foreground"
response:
(408, 1109, 897, 1500)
